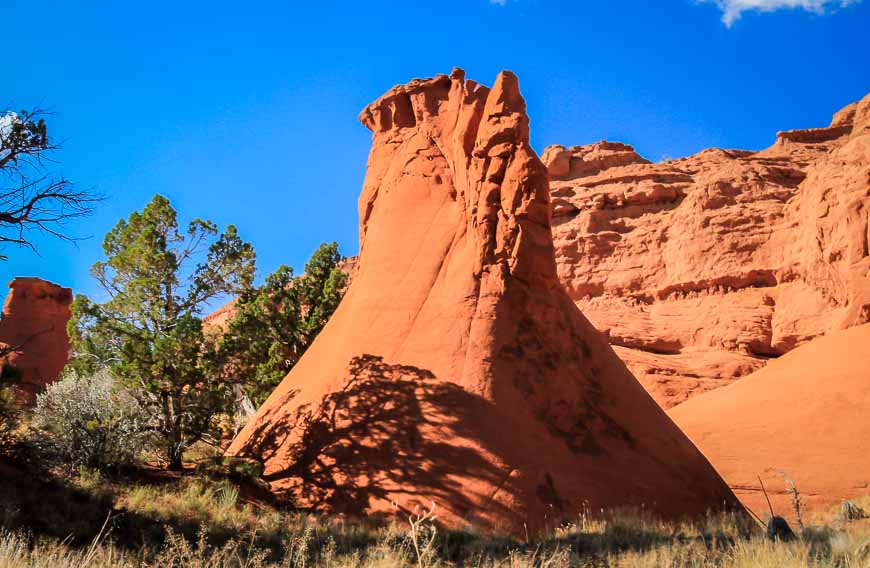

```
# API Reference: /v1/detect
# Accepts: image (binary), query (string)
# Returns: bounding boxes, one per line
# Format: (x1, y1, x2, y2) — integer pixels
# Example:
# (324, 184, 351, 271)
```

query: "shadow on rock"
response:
(237, 354, 538, 526)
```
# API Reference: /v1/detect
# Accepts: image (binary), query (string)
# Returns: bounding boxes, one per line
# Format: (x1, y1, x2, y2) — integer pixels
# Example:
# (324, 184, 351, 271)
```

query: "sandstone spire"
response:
(228, 70, 737, 534)
(0, 277, 72, 400)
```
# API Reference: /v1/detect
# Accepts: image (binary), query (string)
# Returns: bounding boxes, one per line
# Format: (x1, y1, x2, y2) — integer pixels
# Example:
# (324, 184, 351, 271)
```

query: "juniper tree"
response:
(68, 194, 255, 469)
(219, 242, 347, 406)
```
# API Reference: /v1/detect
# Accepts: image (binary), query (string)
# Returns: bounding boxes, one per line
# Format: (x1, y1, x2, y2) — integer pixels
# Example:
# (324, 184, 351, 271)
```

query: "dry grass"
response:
(2, 519, 869, 567)
(1, 476, 870, 567)
(1, 460, 870, 567)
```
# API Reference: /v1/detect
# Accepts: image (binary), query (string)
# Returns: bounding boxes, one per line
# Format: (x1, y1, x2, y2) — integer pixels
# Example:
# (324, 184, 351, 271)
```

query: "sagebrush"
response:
(33, 368, 154, 469)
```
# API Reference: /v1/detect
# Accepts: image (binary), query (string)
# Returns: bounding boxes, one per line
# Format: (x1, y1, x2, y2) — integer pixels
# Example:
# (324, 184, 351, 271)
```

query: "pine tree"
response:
(220, 243, 347, 406)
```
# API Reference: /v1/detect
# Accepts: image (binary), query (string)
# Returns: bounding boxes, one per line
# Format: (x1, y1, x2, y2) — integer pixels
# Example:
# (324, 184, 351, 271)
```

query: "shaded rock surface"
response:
(546, 93, 870, 408)
(228, 69, 738, 534)
(670, 324, 870, 520)
(0, 277, 72, 399)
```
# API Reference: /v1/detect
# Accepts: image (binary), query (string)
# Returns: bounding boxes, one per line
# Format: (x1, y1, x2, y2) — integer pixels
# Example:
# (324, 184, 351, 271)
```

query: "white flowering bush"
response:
(33, 368, 155, 469)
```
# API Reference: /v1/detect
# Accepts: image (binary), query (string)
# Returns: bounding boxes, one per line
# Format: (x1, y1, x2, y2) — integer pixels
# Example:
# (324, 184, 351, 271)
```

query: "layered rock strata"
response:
(546, 94, 870, 408)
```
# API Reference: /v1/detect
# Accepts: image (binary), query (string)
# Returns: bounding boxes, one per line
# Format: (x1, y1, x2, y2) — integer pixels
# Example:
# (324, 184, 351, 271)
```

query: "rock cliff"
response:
(228, 69, 737, 534)
(547, 93, 870, 408)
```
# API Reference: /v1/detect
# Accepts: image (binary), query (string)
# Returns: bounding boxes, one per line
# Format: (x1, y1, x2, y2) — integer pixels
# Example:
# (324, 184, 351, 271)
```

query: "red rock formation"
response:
(669, 324, 870, 520)
(0, 277, 72, 399)
(547, 93, 870, 408)
(228, 69, 738, 534)
(203, 298, 238, 332)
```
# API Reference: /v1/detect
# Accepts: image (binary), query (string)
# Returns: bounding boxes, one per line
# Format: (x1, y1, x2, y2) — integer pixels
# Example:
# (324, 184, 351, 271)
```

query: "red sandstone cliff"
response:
(0, 277, 72, 399)
(547, 93, 870, 408)
(228, 69, 738, 534)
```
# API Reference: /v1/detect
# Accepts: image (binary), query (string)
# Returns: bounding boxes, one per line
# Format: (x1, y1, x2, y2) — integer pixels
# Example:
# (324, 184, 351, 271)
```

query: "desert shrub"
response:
(196, 456, 265, 483)
(0, 364, 23, 451)
(0, 363, 23, 384)
(0, 388, 17, 451)
(33, 368, 154, 470)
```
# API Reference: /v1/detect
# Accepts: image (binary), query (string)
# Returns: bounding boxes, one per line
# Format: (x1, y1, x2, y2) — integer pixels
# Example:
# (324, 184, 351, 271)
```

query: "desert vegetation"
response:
(0, 453, 868, 567)
(32, 369, 153, 470)
(59, 194, 348, 470)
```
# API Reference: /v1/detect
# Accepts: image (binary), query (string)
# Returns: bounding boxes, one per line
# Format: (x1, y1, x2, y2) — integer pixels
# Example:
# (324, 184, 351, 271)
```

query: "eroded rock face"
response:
(670, 324, 870, 520)
(547, 93, 870, 408)
(228, 69, 737, 534)
(0, 277, 72, 399)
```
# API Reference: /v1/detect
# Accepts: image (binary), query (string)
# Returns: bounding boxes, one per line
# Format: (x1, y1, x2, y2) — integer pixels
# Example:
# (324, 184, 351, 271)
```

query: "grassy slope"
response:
(1, 456, 869, 567)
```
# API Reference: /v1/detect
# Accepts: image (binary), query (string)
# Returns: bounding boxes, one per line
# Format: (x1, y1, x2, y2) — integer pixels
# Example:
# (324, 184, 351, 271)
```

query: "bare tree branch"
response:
(0, 108, 101, 260)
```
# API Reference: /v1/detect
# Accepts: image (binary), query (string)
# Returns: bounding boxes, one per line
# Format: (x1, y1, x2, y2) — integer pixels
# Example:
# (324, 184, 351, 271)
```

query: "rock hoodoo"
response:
(670, 324, 870, 519)
(0, 277, 72, 399)
(228, 69, 738, 534)
(547, 93, 870, 408)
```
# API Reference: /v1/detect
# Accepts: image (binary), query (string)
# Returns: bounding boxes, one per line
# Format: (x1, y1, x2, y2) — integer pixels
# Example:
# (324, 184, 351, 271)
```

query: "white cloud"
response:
(489, 0, 861, 25)
(704, 0, 861, 26)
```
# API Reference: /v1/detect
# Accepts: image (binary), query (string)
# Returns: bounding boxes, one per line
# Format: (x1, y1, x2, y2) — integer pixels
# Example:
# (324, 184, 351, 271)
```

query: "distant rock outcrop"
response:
(0, 277, 72, 399)
(228, 69, 738, 534)
(670, 324, 870, 520)
(547, 93, 870, 408)
(202, 298, 238, 332)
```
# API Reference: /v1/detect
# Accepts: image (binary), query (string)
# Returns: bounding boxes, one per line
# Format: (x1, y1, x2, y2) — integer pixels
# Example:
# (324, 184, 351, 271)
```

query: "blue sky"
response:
(2, 0, 868, 304)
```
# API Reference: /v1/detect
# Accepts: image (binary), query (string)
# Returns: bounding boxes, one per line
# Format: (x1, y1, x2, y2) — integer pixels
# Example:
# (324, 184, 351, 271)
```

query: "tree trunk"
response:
(168, 448, 184, 471)
(162, 389, 184, 471)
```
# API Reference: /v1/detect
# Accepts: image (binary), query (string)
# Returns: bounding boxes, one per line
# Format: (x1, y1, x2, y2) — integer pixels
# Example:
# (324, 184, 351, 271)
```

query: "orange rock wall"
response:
(547, 94, 870, 408)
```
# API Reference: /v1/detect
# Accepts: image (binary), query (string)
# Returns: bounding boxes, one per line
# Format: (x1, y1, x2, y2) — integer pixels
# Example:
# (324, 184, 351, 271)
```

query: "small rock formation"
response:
(670, 324, 870, 520)
(546, 93, 870, 408)
(841, 501, 868, 522)
(0, 277, 73, 399)
(228, 69, 738, 534)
